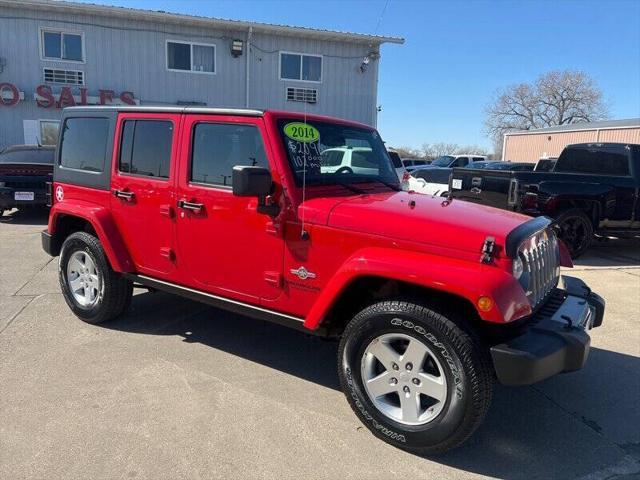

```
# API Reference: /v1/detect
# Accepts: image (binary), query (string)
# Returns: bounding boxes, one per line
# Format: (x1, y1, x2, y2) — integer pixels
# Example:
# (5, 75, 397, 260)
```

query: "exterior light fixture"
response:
(360, 55, 370, 73)
(231, 39, 243, 57)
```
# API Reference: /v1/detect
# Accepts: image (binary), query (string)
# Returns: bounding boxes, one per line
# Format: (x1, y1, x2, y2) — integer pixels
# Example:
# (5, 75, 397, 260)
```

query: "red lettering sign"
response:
(0, 83, 20, 106)
(2, 82, 137, 108)
(36, 85, 55, 108)
(57, 87, 76, 108)
(99, 89, 114, 105)
(120, 91, 136, 105)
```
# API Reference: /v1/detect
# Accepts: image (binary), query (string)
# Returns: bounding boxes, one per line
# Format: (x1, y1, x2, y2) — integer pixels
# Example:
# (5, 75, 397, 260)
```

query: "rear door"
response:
(175, 114, 284, 303)
(110, 113, 180, 278)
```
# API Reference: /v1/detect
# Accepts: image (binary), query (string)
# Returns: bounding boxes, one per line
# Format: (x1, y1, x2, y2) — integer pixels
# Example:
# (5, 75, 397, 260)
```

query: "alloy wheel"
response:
(360, 332, 448, 426)
(66, 250, 102, 308)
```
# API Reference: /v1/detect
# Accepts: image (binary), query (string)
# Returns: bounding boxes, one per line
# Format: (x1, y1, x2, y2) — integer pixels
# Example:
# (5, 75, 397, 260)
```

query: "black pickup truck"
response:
(449, 143, 640, 257)
(0, 145, 54, 216)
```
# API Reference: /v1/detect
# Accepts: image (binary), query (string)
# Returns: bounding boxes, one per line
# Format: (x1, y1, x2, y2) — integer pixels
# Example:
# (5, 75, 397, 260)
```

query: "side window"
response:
(321, 150, 344, 167)
(191, 123, 268, 187)
(59, 117, 109, 172)
(119, 120, 173, 178)
(473, 157, 485, 162)
(455, 157, 469, 167)
(351, 150, 377, 168)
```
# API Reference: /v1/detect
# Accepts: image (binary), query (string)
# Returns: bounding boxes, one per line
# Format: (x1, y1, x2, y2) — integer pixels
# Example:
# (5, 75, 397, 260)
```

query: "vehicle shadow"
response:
(107, 290, 639, 479)
(106, 290, 341, 390)
(0, 207, 49, 226)
(574, 236, 640, 269)
(433, 346, 640, 478)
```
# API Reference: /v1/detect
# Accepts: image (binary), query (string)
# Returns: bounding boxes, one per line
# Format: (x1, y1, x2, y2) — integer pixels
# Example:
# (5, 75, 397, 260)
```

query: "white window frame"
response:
(166, 40, 216, 75)
(42, 67, 85, 85)
(279, 51, 323, 83)
(39, 27, 85, 63)
(39, 119, 61, 146)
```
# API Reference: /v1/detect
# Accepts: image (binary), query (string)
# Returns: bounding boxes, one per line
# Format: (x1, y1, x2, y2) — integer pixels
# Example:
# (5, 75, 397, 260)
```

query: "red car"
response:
(42, 106, 604, 454)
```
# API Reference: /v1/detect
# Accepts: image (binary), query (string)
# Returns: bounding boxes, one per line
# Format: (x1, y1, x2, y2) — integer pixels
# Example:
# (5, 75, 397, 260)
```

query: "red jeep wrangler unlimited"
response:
(42, 106, 605, 454)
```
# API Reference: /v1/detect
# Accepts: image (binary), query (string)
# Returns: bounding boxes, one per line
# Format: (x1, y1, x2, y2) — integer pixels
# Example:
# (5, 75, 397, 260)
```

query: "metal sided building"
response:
(0, 0, 403, 149)
(502, 118, 640, 162)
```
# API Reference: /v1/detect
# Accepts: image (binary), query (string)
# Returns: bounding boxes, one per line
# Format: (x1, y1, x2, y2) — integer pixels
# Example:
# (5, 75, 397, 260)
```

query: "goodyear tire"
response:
(338, 300, 493, 455)
(59, 231, 132, 324)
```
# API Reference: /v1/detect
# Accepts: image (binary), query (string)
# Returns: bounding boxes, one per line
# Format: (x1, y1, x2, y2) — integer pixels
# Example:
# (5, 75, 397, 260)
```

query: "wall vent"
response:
(43, 68, 84, 85)
(286, 87, 317, 104)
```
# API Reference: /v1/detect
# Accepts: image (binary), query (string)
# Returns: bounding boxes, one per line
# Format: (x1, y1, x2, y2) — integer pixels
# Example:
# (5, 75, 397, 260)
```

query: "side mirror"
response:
(232, 165, 279, 216)
(232, 166, 272, 197)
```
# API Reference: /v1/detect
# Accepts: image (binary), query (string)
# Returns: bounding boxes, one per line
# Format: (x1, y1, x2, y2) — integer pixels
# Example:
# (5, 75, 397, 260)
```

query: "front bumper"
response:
(490, 275, 605, 386)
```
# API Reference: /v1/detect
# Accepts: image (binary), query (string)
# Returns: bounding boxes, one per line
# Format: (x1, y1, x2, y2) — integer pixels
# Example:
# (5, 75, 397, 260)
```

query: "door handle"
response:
(177, 199, 204, 213)
(113, 189, 135, 201)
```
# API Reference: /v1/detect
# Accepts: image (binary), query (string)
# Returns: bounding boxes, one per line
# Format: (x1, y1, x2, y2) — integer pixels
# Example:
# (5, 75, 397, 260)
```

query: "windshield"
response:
(278, 119, 398, 187)
(431, 155, 455, 167)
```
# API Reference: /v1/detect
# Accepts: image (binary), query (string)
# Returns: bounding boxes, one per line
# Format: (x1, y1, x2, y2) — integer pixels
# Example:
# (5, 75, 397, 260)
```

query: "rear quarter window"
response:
(60, 117, 110, 173)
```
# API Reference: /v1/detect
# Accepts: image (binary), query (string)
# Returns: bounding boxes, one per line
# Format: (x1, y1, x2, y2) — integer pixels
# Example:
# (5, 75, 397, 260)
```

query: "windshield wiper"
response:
(367, 179, 402, 192)
(335, 181, 366, 194)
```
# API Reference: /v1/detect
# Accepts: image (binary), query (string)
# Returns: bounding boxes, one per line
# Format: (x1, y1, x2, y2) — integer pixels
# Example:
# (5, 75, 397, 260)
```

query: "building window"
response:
(43, 68, 84, 85)
(280, 52, 322, 82)
(191, 123, 268, 187)
(119, 120, 173, 179)
(41, 29, 84, 62)
(167, 41, 216, 74)
(40, 120, 60, 146)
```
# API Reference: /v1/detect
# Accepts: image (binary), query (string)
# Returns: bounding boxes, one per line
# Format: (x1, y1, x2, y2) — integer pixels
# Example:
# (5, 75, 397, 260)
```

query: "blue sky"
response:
(74, 0, 640, 151)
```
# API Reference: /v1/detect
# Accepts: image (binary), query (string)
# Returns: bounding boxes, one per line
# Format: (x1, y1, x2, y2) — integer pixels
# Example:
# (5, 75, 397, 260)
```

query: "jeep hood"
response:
(300, 190, 531, 255)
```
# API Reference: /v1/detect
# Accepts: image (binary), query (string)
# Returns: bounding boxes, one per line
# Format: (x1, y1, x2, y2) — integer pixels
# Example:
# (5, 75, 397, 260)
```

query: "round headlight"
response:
(512, 256, 524, 280)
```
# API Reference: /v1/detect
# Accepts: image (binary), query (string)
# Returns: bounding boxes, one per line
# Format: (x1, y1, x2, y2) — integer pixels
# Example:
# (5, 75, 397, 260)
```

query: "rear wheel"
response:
(59, 231, 132, 324)
(338, 300, 493, 455)
(554, 209, 593, 258)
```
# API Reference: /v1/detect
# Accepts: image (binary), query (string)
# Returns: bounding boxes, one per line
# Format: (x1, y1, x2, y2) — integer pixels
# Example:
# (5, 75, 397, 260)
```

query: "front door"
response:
(110, 113, 180, 278)
(175, 115, 283, 303)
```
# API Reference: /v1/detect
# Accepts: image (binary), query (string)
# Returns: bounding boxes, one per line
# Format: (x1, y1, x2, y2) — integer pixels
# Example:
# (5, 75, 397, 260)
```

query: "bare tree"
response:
(421, 143, 489, 159)
(485, 70, 609, 145)
(393, 146, 423, 158)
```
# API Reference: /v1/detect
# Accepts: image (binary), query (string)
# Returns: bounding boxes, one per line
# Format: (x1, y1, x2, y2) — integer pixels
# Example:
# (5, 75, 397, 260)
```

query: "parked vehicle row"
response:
(42, 106, 604, 455)
(449, 142, 640, 257)
(407, 160, 534, 196)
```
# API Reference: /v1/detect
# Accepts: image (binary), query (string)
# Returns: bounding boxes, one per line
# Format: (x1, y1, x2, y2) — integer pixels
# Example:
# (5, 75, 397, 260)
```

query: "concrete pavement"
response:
(1, 208, 639, 480)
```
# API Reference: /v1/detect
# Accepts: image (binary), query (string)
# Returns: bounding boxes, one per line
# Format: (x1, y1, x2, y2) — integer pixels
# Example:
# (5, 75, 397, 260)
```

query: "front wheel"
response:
(59, 231, 132, 324)
(338, 300, 493, 455)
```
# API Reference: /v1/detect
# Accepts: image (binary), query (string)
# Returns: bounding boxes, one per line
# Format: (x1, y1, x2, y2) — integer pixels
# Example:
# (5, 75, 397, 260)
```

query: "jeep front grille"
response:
(521, 230, 560, 308)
